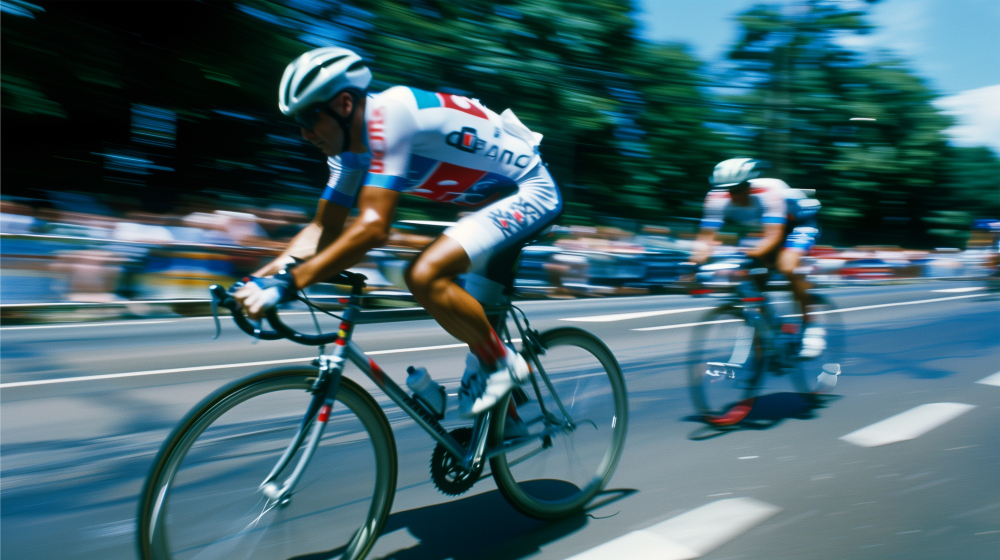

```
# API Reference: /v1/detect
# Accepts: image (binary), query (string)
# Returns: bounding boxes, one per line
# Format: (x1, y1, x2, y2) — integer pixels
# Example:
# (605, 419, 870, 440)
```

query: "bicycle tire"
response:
(688, 305, 763, 426)
(490, 327, 628, 520)
(137, 367, 397, 560)
(793, 293, 845, 396)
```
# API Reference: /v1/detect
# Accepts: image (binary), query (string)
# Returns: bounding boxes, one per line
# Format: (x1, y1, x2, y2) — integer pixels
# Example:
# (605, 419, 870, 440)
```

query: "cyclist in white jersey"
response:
(692, 158, 825, 357)
(234, 47, 562, 418)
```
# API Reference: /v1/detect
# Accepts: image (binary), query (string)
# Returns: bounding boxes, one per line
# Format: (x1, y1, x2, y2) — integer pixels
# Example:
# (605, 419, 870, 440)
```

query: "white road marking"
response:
(565, 497, 781, 560)
(0, 339, 521, 389)
(634, 319, 741, 332)
(633, 293, 988, 331)
(560, 307, 712, 323)
(932, 287, 985, 293)
(840, 403, 976, 447)
(1, 319, 181, 331)
(811, 293, 987, 314)
(976, 371, 1000, 387)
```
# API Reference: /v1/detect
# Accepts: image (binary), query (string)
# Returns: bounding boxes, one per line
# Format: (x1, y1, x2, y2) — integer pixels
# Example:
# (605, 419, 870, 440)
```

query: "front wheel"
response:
(688, 306, 763, 426)
(490, 327, 628, 520)
(138, 368, 397, 560)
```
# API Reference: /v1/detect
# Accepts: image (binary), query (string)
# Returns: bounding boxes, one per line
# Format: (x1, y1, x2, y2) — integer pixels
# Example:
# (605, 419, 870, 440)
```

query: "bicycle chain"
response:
(429, 427, 483, 496)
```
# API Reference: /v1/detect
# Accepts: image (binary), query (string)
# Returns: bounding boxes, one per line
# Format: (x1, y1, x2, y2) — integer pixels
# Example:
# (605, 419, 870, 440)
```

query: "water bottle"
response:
(406, 366, 446, 419)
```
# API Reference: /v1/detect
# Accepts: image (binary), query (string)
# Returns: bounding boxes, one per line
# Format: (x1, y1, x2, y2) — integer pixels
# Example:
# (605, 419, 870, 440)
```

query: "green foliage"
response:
(721, 0, 995, 248)
(1, 0, 994, 246)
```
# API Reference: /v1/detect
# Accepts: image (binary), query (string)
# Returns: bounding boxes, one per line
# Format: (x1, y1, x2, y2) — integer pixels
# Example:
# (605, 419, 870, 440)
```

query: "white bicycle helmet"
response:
(710, 158, 769, 188)
(278, 47, 372, 116)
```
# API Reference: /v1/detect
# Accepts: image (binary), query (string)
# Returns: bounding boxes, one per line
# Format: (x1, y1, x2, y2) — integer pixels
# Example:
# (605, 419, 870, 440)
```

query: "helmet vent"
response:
(295, 66, 324, 98)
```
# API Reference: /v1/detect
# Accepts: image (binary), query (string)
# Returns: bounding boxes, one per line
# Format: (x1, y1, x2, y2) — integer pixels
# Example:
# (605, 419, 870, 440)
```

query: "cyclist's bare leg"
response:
(778, 247, 811, 323)
(405, 235, 495, 350)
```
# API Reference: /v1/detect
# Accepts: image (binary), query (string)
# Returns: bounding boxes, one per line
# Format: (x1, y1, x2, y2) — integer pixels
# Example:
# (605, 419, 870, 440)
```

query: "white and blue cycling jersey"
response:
(701, 178, 820, 252)
(322, 86, 562, 276)
(323, 86, 543, 208)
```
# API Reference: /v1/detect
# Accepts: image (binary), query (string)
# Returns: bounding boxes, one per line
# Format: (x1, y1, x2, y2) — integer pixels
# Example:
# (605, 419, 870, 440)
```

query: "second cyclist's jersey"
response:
(322, 86, 543, 208)
(700, 178, 819, 231)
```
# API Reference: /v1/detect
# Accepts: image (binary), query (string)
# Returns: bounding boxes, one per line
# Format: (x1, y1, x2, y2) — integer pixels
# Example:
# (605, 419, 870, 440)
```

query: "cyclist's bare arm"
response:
(692, 229, 717, 264)
(253, 199, 350, 277)
(290, 186, 401, 289)
(745, 223, 784, 259)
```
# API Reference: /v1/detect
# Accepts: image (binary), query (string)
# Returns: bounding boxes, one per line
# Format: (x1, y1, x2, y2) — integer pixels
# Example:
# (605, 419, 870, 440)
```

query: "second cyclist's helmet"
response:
(278, 47, 372, 116)
(710, 158, 769, 189)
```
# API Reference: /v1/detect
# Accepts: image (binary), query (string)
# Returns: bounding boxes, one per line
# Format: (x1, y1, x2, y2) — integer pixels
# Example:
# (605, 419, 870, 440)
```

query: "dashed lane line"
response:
(565, 497, 781, 560)
(839, 403, 976, 448)
(976, 371, 1000, 387)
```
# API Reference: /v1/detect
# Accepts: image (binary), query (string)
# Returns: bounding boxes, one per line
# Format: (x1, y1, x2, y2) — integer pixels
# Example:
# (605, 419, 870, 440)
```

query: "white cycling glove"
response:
(236, 270, 297, 319)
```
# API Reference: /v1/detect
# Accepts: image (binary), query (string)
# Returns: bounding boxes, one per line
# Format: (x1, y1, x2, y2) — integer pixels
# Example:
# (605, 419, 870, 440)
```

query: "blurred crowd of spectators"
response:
(1, 193, 997, 317)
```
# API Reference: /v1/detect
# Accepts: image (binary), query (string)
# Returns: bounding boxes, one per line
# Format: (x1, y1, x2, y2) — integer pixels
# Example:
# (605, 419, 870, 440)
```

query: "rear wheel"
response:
(490, 328, 628, 520)
(688, 306, 763, 426)
(138, 368, 397, 560)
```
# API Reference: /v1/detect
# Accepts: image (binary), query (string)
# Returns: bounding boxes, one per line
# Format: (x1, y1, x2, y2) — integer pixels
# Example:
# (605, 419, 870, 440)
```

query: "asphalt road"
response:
(2, 280, 998, 560)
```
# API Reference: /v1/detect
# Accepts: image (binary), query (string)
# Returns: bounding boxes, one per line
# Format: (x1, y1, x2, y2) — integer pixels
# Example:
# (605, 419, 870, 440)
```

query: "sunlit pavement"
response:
(1, 280, 998, 559)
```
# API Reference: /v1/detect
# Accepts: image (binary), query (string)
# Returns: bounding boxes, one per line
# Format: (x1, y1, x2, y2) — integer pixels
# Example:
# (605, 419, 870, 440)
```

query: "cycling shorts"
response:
(784, 224, 820, 252)
(444, 163, 562, 275)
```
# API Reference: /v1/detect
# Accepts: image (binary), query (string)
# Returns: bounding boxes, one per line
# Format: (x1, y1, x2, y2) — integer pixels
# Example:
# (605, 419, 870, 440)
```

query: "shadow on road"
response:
(290, 482, 636, 560)
(685, 392, 840, 440)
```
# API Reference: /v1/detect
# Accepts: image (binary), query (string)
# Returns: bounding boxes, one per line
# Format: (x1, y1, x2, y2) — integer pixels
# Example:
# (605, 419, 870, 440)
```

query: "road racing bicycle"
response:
(688, 258, 843, 426)
(138, 269, 628, 560)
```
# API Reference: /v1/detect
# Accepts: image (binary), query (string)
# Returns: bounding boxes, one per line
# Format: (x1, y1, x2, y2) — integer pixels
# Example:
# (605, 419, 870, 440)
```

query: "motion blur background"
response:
(2, 0, 998, 316)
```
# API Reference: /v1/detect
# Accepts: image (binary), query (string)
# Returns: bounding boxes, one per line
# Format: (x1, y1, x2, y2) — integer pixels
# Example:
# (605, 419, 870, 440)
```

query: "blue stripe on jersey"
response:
(701, 219, 723, 229)
(408, 88, 441, 110)
(406, 154, 438, 187)
(761, 216, 787, 225)
(365, 173, 409, 192)
(322, 186, 355, 208)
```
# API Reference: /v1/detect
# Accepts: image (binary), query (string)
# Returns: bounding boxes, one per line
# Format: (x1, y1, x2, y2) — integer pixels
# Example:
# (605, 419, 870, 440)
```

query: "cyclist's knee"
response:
(405, 258, 450, 299)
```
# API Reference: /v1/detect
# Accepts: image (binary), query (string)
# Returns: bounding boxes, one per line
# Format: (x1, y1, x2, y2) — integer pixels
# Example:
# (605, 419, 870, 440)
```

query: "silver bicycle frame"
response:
(258, 274, 576, 502)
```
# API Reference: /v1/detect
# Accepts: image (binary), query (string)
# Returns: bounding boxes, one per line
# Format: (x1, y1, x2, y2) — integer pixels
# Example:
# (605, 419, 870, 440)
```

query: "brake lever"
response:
(211, 295, 222, 340)
(209, 282, 242, 340)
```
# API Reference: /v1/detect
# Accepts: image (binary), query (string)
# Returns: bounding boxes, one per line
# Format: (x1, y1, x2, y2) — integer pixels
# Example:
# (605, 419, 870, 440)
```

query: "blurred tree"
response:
(1, 2, 326, 211)
(721, 0, 996, 248)
(244, 0, 727, 224)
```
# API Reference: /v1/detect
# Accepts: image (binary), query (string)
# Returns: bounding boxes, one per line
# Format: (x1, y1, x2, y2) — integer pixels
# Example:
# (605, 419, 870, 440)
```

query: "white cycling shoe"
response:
(800, 327, 827, 358)
(458, 347, 529, 418)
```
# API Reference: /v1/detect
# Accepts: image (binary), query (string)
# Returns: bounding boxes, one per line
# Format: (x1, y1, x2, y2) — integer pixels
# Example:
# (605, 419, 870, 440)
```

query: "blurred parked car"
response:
(838, 258, 900, 280)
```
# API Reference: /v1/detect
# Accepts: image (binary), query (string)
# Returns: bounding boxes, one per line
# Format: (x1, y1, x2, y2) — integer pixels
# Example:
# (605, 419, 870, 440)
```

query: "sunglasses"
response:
(292, 102, 337, 130)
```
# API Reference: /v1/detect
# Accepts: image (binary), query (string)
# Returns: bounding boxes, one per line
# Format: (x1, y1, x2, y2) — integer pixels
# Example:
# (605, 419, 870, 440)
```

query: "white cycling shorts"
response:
(444, 163, 562, 275)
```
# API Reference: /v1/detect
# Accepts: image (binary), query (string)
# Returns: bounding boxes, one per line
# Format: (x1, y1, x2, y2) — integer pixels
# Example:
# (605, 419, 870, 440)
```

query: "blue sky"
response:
(634, 0, 1000, 152)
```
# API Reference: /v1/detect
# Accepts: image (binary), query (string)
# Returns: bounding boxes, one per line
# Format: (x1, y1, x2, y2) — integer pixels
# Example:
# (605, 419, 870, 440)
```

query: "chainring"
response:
(430, 427, 483, 496)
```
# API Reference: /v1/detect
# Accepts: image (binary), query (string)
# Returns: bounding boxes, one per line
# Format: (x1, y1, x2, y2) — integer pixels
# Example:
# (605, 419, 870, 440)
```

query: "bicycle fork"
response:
(259, 351, 345, 506)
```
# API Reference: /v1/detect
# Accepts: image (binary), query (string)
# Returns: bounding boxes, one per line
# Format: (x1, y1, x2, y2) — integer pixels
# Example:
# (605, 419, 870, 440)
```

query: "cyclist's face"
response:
(729, 185, 751, 205)
(299, 103, 343, 157)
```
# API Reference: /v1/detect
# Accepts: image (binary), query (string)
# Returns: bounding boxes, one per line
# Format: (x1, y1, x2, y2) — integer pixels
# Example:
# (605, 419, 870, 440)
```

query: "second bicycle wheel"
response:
(138, 368, 397, 560)
(490, 327, 628, 520)
(688, 306, 762, 425)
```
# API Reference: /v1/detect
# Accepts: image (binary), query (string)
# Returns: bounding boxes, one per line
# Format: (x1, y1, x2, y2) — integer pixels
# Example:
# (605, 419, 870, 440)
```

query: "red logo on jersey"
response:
(436, 93, 488, 120)
(368, 107, 386, 173)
